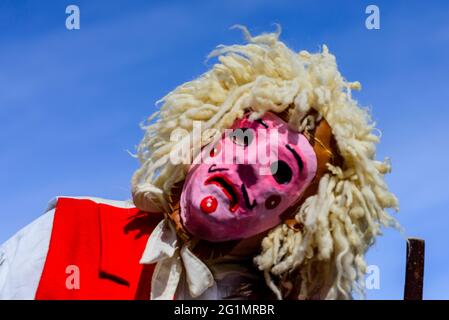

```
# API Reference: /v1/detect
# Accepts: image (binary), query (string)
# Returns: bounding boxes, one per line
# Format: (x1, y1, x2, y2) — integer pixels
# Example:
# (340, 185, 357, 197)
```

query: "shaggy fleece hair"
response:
(131, 26, 399, 299)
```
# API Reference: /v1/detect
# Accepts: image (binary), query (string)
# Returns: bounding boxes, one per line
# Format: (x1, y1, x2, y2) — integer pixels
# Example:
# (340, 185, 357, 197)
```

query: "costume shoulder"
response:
(0, 196, 155, 300)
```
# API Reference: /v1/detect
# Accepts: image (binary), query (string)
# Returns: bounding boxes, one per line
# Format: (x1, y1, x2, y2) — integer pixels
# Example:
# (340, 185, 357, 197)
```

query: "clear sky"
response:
(1, 0, 448, 299)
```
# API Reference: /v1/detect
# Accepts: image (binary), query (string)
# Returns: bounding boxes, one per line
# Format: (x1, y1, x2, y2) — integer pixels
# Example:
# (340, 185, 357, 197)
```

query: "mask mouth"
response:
(205, 175, 239, 212)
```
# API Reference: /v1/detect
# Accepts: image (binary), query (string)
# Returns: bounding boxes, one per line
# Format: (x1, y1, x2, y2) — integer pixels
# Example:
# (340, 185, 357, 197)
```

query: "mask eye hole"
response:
(270, 160, 292, 184)
(231, 128, 254, 147)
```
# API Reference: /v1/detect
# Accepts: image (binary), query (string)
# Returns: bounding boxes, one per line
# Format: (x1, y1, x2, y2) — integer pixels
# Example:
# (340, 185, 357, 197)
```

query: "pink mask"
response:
(180, 112, 317, 242)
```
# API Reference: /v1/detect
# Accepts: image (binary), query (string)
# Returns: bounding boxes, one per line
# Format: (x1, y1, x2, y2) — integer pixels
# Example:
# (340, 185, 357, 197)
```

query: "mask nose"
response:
(237, 164, 258, 187)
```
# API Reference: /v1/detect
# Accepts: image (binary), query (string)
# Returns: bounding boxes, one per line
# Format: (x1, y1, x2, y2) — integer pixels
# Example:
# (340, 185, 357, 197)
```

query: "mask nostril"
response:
(237, 164, 258, 187)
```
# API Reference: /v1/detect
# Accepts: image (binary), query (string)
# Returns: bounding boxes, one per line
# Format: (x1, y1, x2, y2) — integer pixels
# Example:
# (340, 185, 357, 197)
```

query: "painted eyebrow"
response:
(286, 144, 304, 172)
(256, 119, 269, 128)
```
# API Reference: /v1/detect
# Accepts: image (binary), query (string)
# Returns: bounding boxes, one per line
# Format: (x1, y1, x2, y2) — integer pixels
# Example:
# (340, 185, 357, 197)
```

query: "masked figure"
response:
(0, 27, 399, 300)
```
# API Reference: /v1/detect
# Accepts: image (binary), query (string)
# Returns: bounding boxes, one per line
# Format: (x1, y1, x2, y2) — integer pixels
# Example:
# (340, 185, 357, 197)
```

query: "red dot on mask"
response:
(200, 196, 218, 214)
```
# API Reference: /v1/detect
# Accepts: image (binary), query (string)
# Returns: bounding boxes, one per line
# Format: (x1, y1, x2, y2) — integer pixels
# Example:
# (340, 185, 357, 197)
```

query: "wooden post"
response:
(404, 238, 425, 300)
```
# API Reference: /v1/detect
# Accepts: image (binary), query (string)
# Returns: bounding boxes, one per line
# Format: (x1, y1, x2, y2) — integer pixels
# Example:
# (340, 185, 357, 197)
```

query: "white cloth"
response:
(0, 208, 54, 299)
(140, 220, 215, 299)
(140, 219, 259, 300)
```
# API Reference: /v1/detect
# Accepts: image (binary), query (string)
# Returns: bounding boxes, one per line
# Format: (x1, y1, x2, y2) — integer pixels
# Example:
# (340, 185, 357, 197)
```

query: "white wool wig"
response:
(131, 26, 399, 300)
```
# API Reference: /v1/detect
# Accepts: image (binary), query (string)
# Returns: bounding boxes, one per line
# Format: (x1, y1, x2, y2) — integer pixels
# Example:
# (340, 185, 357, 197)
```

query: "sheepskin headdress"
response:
(131, 26, 399, 299)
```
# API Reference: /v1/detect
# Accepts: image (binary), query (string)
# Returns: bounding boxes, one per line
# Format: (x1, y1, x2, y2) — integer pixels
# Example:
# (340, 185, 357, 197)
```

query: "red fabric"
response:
(35, 198, 163, 300)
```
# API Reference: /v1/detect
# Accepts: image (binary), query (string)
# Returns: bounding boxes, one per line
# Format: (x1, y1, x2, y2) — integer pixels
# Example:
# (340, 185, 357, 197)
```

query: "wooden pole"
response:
(404, 238, 425, 300)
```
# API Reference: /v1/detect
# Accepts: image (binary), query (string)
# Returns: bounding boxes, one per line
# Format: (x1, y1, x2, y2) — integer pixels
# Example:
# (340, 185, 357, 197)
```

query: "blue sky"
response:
(1, 0, 448, 299)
